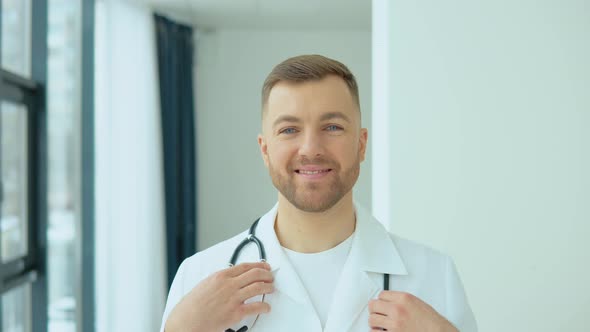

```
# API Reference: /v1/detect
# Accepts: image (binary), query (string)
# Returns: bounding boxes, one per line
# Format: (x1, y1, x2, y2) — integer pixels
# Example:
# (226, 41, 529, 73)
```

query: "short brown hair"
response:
(261, 55, 360, 115)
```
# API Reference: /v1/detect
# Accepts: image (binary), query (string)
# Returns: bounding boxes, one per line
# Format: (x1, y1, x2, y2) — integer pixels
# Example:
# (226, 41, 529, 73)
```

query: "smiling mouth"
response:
(295, 169, 332, 175)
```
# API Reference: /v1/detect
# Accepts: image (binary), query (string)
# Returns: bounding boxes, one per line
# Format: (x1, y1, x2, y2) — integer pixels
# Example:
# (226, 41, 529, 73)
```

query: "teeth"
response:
(299, 170, 328, 175)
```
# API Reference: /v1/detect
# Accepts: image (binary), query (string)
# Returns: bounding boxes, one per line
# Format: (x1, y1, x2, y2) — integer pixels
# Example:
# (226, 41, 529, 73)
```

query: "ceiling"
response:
(132, 0, 371, 29)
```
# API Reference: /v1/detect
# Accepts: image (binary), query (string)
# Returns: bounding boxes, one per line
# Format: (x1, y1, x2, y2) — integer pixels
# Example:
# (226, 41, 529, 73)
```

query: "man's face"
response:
(258, 75, 368, 213)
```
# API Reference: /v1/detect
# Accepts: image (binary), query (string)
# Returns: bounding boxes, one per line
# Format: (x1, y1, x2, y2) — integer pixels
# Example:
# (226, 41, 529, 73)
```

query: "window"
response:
(1, 0, 32, 78)
(47, 1, 83, 331)
(1, 101, 29, 263)
(1, 0, 94, 331)
(1, 0, 44, 328)
(0, 69, 41, 332)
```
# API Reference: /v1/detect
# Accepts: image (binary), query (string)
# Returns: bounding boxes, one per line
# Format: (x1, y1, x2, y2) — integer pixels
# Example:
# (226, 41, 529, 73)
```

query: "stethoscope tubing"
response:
(229, 218, 266, 266)
(226, 218, 391, 332)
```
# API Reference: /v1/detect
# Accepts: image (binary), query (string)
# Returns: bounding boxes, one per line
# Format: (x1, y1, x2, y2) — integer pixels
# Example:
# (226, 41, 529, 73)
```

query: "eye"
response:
(279, 127, 298, 135)
(325, 124, 343, 131)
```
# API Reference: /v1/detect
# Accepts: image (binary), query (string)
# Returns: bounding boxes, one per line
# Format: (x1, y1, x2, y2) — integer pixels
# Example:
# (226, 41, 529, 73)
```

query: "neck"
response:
(274, 192, 356, 253)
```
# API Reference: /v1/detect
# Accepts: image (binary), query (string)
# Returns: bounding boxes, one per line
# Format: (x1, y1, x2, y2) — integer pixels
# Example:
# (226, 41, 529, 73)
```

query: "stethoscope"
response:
(226, 218, 391, 332)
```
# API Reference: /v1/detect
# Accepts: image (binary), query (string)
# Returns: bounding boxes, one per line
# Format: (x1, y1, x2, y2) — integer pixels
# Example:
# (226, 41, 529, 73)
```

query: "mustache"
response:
(291, 156, 335, 168)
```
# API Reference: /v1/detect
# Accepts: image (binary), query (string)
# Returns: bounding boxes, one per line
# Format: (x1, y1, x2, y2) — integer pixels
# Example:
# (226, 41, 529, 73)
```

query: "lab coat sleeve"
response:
(445, 256, 478, 332)
(159, 260, 187, 332)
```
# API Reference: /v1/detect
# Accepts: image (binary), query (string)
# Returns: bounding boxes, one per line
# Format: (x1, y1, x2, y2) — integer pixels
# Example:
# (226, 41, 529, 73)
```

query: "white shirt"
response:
(282, 233, 354, 328)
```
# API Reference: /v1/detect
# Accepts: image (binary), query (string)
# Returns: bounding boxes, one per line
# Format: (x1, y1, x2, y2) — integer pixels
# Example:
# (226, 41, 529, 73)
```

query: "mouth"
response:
(295, 168, 333, 179)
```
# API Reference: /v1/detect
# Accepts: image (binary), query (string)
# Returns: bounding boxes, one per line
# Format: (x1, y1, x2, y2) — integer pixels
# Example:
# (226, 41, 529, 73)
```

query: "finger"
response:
(238, 301, 271, 318)
(235, 267, 274, 288)
(225, 262, 271, 278)
(368, 312, 392, 331)
(378, 290, 414, 304)
(237, 281, 274, 302)
(368, 299, 392, 316)
(377, 290, 397, 302)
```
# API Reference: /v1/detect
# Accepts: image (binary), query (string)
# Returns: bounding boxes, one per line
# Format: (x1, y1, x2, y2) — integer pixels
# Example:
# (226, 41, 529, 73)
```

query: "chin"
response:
(290, 195, 343, 213)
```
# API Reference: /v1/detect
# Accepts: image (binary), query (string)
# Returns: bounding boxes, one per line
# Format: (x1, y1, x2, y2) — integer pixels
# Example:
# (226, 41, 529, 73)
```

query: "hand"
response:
(368, 291, 458, 332)
(165, 262, 274, 332)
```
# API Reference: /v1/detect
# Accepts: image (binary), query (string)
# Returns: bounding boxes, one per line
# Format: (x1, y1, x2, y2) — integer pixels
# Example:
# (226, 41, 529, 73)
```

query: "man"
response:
(161, 55, 477, 332)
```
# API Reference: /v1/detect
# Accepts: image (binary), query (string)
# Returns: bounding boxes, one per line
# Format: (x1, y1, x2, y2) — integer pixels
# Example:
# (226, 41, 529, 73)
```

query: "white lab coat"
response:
(160, 203, 478, 332)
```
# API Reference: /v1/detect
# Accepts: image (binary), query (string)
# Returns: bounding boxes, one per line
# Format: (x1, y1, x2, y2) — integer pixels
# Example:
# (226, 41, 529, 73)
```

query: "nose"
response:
(298, 130, 325, 158)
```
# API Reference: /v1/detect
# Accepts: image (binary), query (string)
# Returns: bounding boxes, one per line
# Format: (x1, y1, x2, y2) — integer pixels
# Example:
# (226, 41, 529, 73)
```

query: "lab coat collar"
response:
(254, 200, 408, 329)
(352, 203, 408, 276)
(324, 203, 408, 332)
(256, 202, 408, 275)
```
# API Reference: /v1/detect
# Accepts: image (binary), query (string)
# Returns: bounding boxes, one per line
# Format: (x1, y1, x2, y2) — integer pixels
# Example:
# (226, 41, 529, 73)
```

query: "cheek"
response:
(267, 143, 296, 167)
(332, 140, 359, 163)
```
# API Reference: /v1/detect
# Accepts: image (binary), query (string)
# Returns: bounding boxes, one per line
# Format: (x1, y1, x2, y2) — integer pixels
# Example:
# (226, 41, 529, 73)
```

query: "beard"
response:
(268, 154, 360, 213)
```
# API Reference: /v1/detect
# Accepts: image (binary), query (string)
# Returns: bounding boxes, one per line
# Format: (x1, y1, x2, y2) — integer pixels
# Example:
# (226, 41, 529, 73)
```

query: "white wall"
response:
(95, 1, 166, 331)
(195, 29, 372, 250)
(379, 1, 590, 331)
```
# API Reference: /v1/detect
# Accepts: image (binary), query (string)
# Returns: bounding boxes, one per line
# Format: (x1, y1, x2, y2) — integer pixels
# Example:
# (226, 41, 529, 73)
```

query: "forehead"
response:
(264, 75, 358, 123)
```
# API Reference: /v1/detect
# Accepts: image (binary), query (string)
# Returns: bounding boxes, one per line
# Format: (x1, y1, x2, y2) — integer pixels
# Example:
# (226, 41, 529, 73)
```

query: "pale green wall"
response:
(378, 0, 590, 331)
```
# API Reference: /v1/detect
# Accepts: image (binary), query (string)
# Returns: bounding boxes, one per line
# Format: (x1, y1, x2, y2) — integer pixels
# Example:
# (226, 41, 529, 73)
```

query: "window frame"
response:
(0, 0, 95, 330)
(0, 48, 47, 332)
(0, 1, 48, 331)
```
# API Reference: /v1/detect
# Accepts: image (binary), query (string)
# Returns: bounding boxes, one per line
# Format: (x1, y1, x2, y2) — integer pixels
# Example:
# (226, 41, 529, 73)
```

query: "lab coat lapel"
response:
(323, 204, 408, 332)
(323, 239, 378, 332)
(256, 204, 314, 307)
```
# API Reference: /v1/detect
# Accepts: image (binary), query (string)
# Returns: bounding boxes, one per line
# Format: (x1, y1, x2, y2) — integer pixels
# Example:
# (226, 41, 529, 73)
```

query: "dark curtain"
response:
(154, 14, 196, 289)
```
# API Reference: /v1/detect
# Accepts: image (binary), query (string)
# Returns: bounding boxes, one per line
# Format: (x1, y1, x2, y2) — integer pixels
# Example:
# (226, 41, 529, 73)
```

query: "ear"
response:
(258, 134, 270, 168)
(358, 128, 368, 162)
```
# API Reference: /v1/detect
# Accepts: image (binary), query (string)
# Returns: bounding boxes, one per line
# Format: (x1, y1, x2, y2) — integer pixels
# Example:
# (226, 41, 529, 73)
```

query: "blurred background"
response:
(0, 0, 588, 331)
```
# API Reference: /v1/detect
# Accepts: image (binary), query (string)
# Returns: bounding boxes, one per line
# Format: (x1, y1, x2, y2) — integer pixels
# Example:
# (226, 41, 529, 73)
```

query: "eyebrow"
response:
(319, 112, 351, 123)
(272, 111, 351, 129)
(272, 115, 301, 129)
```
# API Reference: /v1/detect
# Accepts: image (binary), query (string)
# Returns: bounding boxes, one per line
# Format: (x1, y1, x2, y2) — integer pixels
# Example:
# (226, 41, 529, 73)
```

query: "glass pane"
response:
(1, 283, 32, 332)
(1, 101, 28, 262)
(1, 0, 32, 77)
(47, 1, 81, 331)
